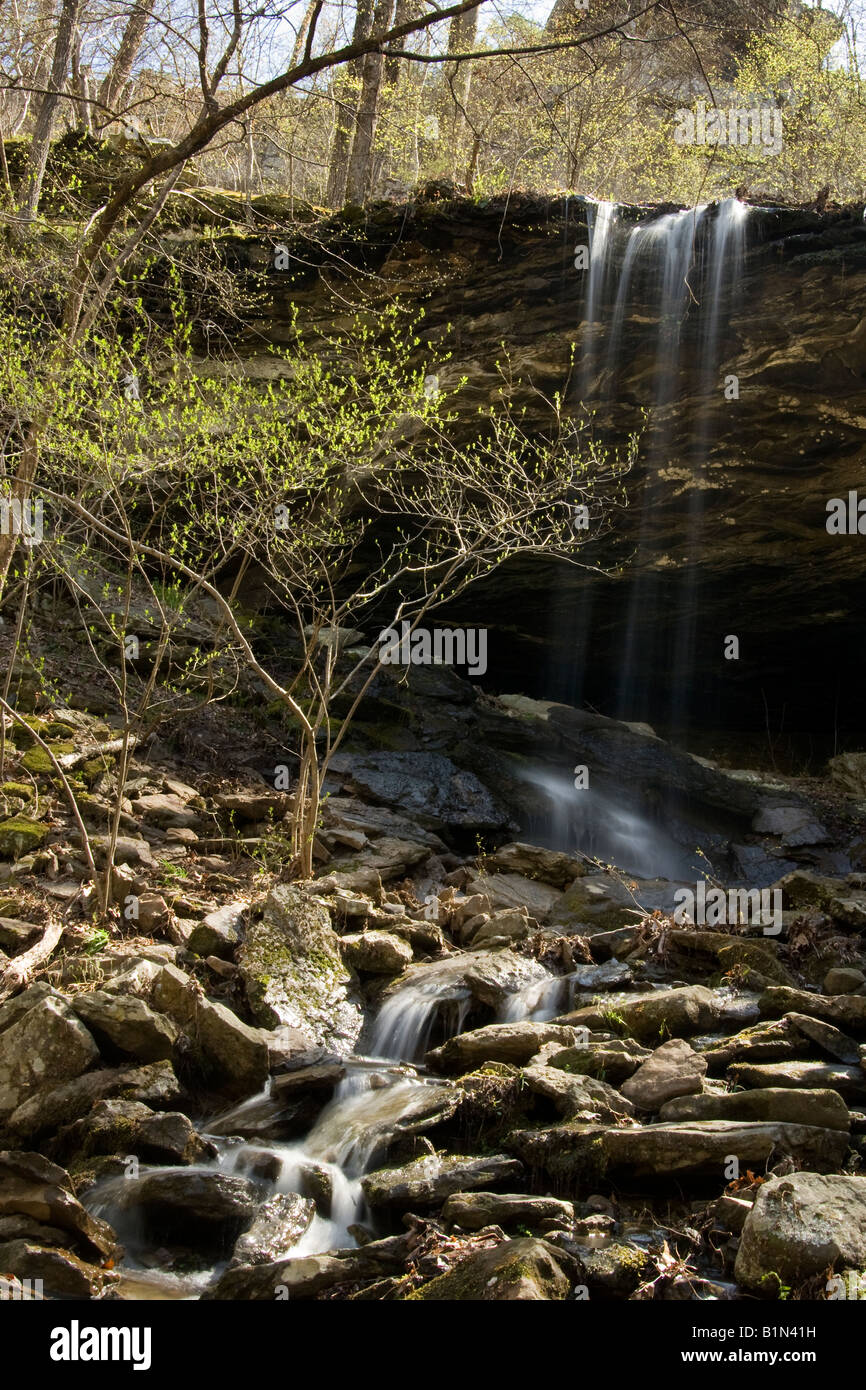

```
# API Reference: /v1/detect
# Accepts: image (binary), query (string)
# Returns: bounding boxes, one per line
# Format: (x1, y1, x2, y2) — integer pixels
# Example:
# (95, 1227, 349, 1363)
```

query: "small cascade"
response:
(368, 970, 472, 1062)
(499, 973, 569, 1022)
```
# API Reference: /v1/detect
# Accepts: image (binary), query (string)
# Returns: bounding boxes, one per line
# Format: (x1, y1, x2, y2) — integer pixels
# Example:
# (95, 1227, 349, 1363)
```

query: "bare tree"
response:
(17, 0, 81, 223)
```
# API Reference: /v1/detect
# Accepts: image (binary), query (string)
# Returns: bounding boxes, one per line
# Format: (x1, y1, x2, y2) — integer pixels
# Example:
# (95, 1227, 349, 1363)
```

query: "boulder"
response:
(620, 1039, 707, 1111)
(2, 1060, 180, 1145)
(440, 1192, 575, 1231)
(237, 886, 362, 1051)
(48, 1099, 215, 1166)
(562, 985, 720, 1043)
(785, 1012, 860, 1064)
(0, 1151, 116, 1262)
(339, 931, 413, 974)
(152, 964, 269, 1097)
(113, 1170, 263, 1255)
(659, 1087, 850, 1131)
(319, 838, 432, 893)
(204, 1232, 413, 1299)
(329, 752, 510, 832)
(69, 990, 178, 1062)
(571, 960, 633, 991)
(408, 1237, 572, 1300)
(0, 996, 98, 1121)
(131, 792, 201, 829)
(230, 1192, 315, 1267)
(827, 752, 866, 798)
(700, 1018, 802, 1072)
(361, 1152, 524, 1209)
(465, 871, 561, 921)
(0, 918, 40, 953)
(522, 1064, 634, 1122)
(547, 1039, 650, 1085)
(0, 1239, 115, 1298)
(470, 910, 533, 947)
(187, 904, 245, 958)
(728, 1060, 866, 1100)
(426, 1021, 579, 1072)
(735, 1173, 866, 1293)
(481, 843, 587, 888)
(824, 967, 866, 995)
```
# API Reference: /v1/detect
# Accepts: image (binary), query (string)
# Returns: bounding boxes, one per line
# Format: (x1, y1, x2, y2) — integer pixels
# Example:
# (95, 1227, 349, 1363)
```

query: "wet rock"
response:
(113, 1170, 263, 1255)
(230, 1192, 315, 1266)
(271, 1062, 346, 1100)
(339, 930, 413, 974)
(728, 1059, 866, 1099)
(408, 1236, 572, 1300)
(0, 995, 99, 1121)
(562, 985, 720, 1043)
(440, 1191, 575, 1231)
(0, 1151, 116, 1262)
(187, 904, 245, 958)
(522, 1064, 634, 1122)
(571, 960, 633, 991)
(329, 751, 510, 833)
(751, 804, 828, 846)
(481, 843, 587, 888)
(69, 990, 178, 1062)
(361, 1152, 524, 1209)
(824, 967, 866, 995)
(205, 1232, 413, 1299)
(785, 1012, 860, 1064)
(465, 871, 561, 921)
(152, 964, 269, 1098)
(2, 1060, 180, 1145)
(660, 1086, 851, 1130)
(237, 885, 362, 1051)
(735, 1173, 866, 1294)
(426, 1021, 579, 1072)
(620, 1039, 707, 1111)
(0, 1239, 116, 1298)
(505, 1119, 847, 1182)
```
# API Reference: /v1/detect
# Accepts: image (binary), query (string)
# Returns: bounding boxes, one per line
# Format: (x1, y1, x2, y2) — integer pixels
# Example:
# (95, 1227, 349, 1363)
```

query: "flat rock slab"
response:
(506, 1119, 848, 1182)
(562, 985, 720, 1043)
(659, 1087, 851, 1131)
(735, 1173, 866, 1292)
(426, 1021, 579, 1072)
(362, 1153, 524, 1209)
(760, 986, 866, 1033)
(728, 1060, 866, 1100)
(330, 752, 511, 833)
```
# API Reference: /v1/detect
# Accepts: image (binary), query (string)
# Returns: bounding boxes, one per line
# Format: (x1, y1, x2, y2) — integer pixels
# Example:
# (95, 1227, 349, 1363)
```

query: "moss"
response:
(20, 740, 75, 774)
(0, 815, 49, 859)
(1, 781, 33, 800)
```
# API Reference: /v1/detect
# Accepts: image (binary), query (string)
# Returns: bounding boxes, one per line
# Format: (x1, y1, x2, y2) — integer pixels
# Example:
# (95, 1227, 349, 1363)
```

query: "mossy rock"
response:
(406, 1237, 572, 1300)
(20, 741, 75, 774)
(1, 781, 33, 800)
(0, 815, 49, 859)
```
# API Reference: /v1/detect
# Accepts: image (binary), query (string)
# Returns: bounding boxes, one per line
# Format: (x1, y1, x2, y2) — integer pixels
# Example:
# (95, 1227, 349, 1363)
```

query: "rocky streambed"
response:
(2, 676, 866, 1301)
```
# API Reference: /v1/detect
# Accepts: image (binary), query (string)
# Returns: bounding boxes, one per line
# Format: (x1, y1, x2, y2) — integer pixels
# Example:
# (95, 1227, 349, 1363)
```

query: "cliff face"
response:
(216, 193, 866, 757)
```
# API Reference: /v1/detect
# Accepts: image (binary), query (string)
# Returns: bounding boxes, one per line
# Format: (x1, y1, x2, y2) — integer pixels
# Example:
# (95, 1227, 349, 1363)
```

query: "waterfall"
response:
(568, 198, 753, 734)
(368, 969, 473, 1062)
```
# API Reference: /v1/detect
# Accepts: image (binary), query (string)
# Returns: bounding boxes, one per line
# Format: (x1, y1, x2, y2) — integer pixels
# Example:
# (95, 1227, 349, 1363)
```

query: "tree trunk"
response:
(17, 0, 81, 224)
(345, 0, 395, 204)
(97, 0, 157, 121)
(326, 0, 375, 208)
(439, 4, 479, 180)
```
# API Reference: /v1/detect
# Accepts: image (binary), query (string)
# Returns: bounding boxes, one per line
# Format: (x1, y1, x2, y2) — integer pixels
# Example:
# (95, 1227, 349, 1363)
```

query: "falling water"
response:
(368, 966, 473, 1062)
